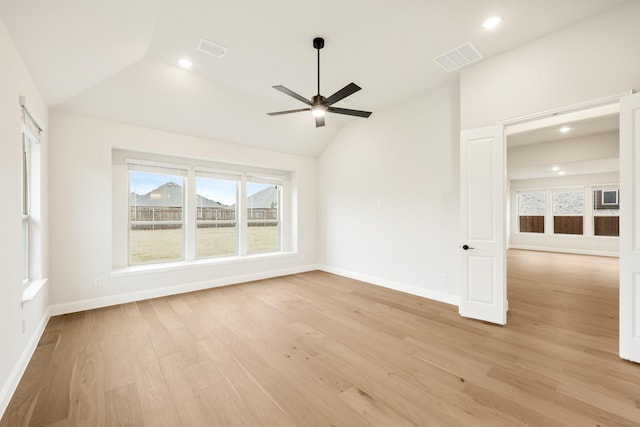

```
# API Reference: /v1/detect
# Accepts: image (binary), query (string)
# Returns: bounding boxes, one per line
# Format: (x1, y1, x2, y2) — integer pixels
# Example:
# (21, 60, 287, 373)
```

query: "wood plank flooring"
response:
(2, 249, 639, 426)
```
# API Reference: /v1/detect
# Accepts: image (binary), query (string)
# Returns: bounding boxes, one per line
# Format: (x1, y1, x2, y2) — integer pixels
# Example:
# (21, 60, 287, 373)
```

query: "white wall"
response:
(508, 131, 619, 179)
(318, 83, 460, 305)
(461, 1, 640, 129)
(509, 172, 619, 256)
(0, 16, 49, 417)
(48, 112, 318, 312)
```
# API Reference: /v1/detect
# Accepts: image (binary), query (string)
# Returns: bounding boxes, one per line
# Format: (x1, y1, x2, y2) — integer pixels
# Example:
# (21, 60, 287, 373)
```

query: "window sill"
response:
(516, 232, 619, 239)
(111, 251, 299, 278)
(21, 278, 48, 307)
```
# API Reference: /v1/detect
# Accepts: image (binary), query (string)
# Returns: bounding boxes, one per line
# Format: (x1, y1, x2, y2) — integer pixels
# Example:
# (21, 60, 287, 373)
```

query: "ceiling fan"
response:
(267, 37, 372, 128)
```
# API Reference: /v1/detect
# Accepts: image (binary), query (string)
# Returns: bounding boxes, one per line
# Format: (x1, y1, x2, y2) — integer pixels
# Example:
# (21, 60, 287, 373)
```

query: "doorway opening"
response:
(503, 102, 621, 349)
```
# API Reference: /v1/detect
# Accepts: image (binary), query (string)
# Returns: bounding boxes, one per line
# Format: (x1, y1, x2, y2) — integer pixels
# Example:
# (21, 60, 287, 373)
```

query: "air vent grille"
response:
(433, 42, 483, 72)
(197, 38, 227, 58)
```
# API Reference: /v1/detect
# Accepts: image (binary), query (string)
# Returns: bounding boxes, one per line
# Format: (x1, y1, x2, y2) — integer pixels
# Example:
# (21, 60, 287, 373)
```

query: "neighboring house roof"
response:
(246, 186, 278, 209)
(130, 182, 277, 208)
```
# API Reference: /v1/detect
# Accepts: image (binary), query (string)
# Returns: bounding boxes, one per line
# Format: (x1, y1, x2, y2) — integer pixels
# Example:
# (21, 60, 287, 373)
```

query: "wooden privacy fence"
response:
(130, 206, 277, 229)
(519, 215, 619, 236)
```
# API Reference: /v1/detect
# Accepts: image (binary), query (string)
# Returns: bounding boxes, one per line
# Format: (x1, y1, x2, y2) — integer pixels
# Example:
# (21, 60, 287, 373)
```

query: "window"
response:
(21, 104, 41, 283)
(552, 189, 584, 235)
(129, 167, 186, 265)
(121, 155, 286, 267)
(593, 187, 619, 237)
(196, 173, 238, 258)
(22, 129, 31, 281)
(517, 191, 545, 233)
(247, 179, 281, 254)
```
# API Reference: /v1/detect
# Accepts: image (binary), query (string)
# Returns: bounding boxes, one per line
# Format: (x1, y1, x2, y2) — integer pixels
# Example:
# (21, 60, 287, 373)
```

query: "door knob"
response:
(462, 244, 475, 250)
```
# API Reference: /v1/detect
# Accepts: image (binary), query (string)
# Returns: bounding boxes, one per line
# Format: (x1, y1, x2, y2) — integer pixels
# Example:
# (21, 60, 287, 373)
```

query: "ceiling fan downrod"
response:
(314, 37, 324, 97)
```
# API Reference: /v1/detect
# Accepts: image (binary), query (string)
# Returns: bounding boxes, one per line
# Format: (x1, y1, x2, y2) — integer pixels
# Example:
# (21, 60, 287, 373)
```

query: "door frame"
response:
(462, 91, 630, 326)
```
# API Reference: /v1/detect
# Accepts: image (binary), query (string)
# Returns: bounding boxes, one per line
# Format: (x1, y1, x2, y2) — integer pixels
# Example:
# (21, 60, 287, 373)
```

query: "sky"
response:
(130, 171, 271, 206)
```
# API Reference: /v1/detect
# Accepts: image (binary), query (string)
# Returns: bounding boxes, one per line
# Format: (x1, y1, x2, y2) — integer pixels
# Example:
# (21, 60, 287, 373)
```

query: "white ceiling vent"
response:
(433, 42, 483, 72)
(197, 38, 227, 58)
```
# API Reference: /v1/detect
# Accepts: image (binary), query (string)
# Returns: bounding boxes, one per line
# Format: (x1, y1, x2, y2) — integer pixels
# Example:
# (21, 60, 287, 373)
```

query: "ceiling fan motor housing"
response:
(312, 94, 326, 107)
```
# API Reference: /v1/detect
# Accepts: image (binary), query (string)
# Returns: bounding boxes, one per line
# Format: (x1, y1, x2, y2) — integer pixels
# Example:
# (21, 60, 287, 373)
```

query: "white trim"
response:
(319, 265, 460, 307)
(0, 307, 50, 420)
(21, 278, 48, 306)
(509, 245, 619, 258)
(246, 173, 285, 185)
(194, 168, 242, 180)
(125, 157, 189, 172)
(113, 251, 299, 278)
(499, 91, 631, 127)
(52, 264, 318, 316)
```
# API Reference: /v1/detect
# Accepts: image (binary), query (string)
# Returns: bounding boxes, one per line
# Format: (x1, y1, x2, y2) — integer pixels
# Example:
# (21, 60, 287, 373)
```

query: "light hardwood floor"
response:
(2, 250, 639, 426)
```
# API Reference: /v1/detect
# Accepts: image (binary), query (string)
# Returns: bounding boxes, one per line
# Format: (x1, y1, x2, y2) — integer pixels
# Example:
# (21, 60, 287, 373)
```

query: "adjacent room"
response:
(2, 0, 640, 425)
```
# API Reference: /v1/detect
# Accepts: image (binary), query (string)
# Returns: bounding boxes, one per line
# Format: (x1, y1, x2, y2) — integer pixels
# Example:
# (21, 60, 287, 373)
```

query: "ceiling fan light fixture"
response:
(312, 106, 326, 117)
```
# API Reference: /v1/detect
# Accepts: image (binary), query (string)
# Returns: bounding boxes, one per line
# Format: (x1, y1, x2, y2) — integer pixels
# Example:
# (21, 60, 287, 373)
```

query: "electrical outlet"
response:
(94, 278, 103, 287)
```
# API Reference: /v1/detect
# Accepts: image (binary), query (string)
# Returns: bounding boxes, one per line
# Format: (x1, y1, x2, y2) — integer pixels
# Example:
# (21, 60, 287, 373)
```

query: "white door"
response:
(459, 125, 507, 325)
(620, 92, 640, 363)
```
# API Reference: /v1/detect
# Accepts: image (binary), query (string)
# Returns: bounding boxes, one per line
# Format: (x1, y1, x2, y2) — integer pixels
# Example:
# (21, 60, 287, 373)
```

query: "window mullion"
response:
(584, 187, 593, 237)
(185, 168, 197, 261)
(238, 175, 247, 256)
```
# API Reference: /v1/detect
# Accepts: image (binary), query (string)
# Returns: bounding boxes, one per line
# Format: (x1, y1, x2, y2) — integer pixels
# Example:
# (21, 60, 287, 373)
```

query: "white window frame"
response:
(21, 129, 31, 283)
(127, 161, 188, 265)
(21, 105, 42, 286)
(117, 153, 288, 269)
(551, 187, 585, 236)
(591, 184, 620, 238)
(246, 175, 283, 255)
(516, 189, 546, 234)
(194, 170, 241, 259)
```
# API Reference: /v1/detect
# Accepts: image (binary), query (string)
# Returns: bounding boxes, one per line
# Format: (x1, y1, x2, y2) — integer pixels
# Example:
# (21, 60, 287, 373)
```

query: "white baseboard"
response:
(318, 265, 460, 307)
(49, 264, 319, 316)
(509, 245, 619, 258)
(0, 307, 51, 420)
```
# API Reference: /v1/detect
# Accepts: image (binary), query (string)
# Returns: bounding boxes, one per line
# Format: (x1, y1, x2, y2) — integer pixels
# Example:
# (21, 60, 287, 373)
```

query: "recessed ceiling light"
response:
(558, 171, 566, 176)
(560, 126, 571, 133)
(178, 58, 192, 69)
(552, 166, 560, 172)
(483, 16, 502, 30)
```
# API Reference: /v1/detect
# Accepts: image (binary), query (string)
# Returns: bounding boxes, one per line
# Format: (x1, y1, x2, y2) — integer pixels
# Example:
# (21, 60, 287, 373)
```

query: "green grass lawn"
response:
(129, 226, 279, 265)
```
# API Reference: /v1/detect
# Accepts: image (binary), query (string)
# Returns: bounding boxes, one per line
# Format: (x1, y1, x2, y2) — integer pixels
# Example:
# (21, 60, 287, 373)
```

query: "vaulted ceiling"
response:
(0, 0, 627, 156)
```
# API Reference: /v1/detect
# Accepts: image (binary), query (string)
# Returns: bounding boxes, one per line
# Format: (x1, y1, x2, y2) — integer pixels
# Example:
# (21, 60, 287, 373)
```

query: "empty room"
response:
(2, 0, 640, 426)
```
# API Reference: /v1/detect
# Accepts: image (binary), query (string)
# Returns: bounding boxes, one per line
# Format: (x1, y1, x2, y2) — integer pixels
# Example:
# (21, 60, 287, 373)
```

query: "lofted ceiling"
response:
(0, 0, 628, 157)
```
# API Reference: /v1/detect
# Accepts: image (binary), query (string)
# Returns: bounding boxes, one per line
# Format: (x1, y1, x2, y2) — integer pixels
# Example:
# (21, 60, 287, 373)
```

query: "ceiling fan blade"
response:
(327, 106, 372, 118)
(267, 108, 311, 116)
(315, 115, 325, 128)
(272, 85, 312, 105)
(324, 83, 362, 106)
